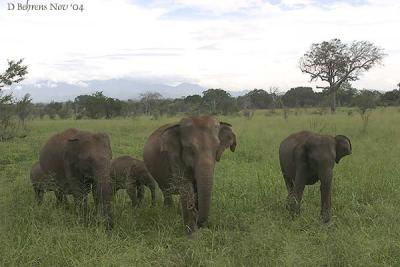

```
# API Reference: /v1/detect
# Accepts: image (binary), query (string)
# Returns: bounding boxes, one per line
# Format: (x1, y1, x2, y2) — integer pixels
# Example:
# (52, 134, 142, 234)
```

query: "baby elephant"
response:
(279, 131, 352, 223)
(30, 161, 67, 205)
(110, 156, 156, 207)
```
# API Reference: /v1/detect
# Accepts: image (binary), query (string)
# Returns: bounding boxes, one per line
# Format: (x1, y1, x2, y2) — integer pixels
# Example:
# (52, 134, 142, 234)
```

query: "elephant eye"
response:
(183, 146, 195, 155)
(182, 147, 195, 167)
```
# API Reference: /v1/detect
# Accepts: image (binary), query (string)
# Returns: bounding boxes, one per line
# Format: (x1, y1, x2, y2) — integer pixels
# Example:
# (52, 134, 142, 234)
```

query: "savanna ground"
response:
(1, 107, 400, 266)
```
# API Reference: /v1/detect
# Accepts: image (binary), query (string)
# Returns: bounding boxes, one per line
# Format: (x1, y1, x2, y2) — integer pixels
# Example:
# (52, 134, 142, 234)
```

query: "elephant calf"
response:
(30, 161, 67, 205)
(279, 131, 352, 223)
(110, 156, 156, 207)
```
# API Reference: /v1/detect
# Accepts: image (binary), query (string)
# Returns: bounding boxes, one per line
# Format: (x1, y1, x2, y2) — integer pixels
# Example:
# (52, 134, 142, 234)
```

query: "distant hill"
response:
(9, 79, 208, 103)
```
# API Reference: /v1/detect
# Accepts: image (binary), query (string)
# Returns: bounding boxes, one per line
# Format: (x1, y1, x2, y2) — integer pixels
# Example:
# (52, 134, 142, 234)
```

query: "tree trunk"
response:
(330, 87, 337, 113)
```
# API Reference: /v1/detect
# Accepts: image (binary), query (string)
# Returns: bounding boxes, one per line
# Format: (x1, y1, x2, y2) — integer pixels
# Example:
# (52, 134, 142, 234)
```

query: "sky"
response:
(0, 0, 399, 92)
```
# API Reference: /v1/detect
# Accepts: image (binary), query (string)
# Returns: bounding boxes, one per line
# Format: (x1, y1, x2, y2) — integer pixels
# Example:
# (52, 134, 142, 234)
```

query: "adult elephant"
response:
(143, 116, 237, 236)
(279, 131, 352, 223)
(39, 128, 113, 230)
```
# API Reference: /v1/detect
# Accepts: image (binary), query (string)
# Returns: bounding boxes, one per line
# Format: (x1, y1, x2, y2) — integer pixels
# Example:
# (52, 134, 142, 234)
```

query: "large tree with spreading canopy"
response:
(299, 39, 385, 113)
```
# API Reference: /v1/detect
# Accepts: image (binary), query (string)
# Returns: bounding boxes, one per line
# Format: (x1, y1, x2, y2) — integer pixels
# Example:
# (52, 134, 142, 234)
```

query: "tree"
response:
(87, 91, 108, 119)
(353, 90, 378, 114)
(335, 81, 358, 107)
(184, 94, 202, 114)
(105, 97, 122, 119)
(353, 90, 379, 133)
(0, 59, 28, 90)
(16, 93, 33, 126)
(45, 101, 63, 119)
(268, 86, 281, 112)
(140, 91, 162, 115)
(0, 59, 28, 140)
(300, 39, 385, 113)
(282, 87, 317, 107)
(202, 89, 237, 115)
(237, 95, 251, 110)
(381, 89, 400, 106)
(244, 89, 273, 109)
(0, 94, 15, 139)
(57, 101, 74, 119)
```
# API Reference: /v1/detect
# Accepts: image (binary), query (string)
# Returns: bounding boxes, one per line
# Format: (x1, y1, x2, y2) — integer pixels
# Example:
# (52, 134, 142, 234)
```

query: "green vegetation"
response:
(299, 39, 385, 113)
(1, 108, 400, 266)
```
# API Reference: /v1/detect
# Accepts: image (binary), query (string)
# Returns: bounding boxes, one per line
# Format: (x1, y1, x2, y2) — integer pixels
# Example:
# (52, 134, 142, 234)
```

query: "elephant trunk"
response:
(195, 159, 215, 228)
(94, 163, 113, 230)
(145, 174, 157, 206)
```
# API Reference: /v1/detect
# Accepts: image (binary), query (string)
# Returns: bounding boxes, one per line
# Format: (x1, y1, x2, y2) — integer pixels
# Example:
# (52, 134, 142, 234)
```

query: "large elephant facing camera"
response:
(39, 128, 113, 230)
(279, 131, 352, 223)
(143, 116, 237, 235)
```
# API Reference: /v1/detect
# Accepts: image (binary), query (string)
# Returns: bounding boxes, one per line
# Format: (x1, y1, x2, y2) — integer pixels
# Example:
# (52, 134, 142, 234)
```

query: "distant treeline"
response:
(20, 82, 399, 120)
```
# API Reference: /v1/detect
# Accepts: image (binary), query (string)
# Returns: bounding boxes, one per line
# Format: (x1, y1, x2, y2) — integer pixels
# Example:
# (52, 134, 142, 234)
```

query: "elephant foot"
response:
(185, 224, 198, 238)
(187, 232, 197, 240)
(284, 200, 290, 211)
(286, 197, 300, 218)
(321, 210, 332, 224)
(76, 215, 87, 227)
(132, 201, 143, 209)
(197, 220, 208, 229)
(104, 218, 114, 231)
(164, 198, 173, 207)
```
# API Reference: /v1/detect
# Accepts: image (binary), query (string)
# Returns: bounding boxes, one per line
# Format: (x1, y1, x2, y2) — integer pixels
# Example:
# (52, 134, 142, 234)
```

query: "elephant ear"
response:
(160, 123, 180, 152)
(216, 122, 237, 162)
(334, 135, 352, 163)
(159, 123, 183, 172)
(94, 133, 112, 159)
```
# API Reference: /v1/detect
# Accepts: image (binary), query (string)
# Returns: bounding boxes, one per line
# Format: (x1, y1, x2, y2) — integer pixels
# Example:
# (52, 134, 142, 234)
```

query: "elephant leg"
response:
(34, 186, 44, 205)
(54, 190, 67, 207)
(283, 175, 294, 210)
(287, 167, 306, 217)
(148, 184, 156, 207)
(91, 184, 99, 213)
(126, 181, 138, 208)
(163, 191, 174, 207)
(193, 181, 199, 211)
(136, 184, 145, 207)
(179, 181, 198, 236)
(73, 191, 88, 225)
(320, 169, 333, 224)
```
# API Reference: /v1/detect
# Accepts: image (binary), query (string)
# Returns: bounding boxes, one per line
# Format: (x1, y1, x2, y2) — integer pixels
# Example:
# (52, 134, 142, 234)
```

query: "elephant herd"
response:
(30, 115, 352, 237)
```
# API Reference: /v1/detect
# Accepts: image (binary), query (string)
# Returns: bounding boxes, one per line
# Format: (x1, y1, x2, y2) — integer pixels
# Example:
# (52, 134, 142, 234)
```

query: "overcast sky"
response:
(0, 0, 399, 91)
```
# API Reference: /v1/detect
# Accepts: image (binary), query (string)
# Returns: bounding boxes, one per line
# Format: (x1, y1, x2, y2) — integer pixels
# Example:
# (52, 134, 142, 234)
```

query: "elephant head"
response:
(65, 132, 113, 230)
(334, 135, 352, 163)
(160, 116, 236, 227)
(65, 133, 112, 178)
(216, 122, 237, 162)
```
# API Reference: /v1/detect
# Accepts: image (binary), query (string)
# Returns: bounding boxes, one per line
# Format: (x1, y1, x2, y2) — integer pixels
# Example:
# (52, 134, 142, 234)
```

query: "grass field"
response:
(1, 108, 400, 266)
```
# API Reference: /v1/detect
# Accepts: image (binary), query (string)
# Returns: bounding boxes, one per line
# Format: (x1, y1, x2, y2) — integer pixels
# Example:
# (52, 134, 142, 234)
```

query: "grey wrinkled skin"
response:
(143, 116, 237, 236)
(279, 131, 352, 223)
(30, 161, 68, 205)
(109, 156, 156, 207)
(39, 128, 114, 230)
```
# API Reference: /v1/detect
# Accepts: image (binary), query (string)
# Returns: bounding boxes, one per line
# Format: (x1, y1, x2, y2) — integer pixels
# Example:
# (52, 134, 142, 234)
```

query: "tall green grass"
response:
(1, 108, 400, 266)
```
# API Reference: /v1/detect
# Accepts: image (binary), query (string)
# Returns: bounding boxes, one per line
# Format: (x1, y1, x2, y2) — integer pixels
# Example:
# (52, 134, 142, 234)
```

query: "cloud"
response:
(0, 0, 399, 91)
